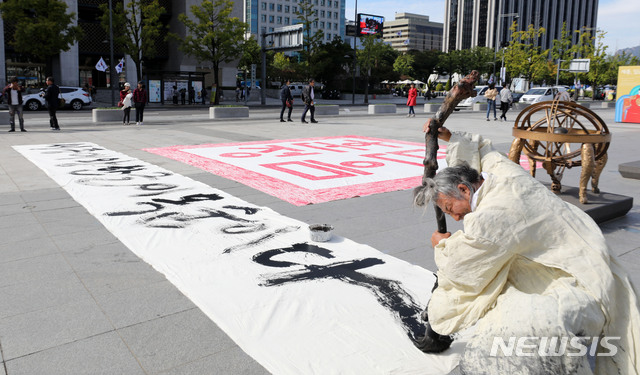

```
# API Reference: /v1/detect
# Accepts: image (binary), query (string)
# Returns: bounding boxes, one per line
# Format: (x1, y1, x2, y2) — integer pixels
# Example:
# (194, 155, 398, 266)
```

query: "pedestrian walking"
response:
(406, 83, 417, 117)
(499, 83, 513, 122)
(171, 85, 178, 105)
(301, 78, 318, 124)
(42, 76, 60, 130)
(3, 77, 26, 132)
(189, 86, 195, 104)
(280, 80, 293, 122)
(133, 81, 147, 126)
(120, 82, 133, 125)
(180, 88, 186, 105)
(484, 83, 498, 121)
(201, 86, 207, 105)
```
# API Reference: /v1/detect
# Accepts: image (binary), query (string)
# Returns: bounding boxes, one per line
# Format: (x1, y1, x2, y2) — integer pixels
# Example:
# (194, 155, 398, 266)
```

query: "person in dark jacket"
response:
(301, 78, 317, 124)
(279, 80, 293, 122)
(42, 76, 60, 130)
(3, 77, 26, 132)
(133, 81, 147, 125)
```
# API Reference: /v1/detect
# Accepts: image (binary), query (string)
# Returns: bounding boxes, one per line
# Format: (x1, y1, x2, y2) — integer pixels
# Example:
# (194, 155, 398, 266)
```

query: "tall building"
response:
(245, 0, 346, 43)
(443, 0, 599, 53)
(383, 13, 443, 53)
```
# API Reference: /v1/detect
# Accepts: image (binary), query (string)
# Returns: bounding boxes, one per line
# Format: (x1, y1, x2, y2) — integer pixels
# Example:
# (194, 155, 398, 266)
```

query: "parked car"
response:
(519, 86, 567, 104)
(22, 86, 92, 111)
(511, 92, 525, 103)
(457, 85, 503, 107)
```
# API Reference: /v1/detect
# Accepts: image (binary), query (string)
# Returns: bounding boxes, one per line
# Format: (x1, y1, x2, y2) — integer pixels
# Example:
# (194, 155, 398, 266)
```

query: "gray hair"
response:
(413, 162, 481, 206)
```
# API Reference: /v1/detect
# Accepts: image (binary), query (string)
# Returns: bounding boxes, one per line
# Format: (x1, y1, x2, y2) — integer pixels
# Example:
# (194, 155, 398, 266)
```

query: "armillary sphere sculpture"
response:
(508, 100, 611, 204)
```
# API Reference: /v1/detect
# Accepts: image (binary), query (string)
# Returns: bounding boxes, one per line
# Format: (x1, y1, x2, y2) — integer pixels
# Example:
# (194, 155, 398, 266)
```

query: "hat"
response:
(124, 82, 130, 87)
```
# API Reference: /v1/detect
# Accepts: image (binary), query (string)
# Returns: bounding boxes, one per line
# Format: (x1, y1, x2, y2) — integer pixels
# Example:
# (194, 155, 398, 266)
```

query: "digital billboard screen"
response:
(357, 14, 384, 37)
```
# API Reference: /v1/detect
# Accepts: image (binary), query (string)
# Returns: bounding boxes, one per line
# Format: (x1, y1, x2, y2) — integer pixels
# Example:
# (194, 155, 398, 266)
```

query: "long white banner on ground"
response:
(14, 142, 465, 374)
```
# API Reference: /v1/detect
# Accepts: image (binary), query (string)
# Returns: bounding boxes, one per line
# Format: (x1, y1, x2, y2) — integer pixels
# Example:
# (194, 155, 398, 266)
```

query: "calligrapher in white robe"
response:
(427, 132, 640, 375)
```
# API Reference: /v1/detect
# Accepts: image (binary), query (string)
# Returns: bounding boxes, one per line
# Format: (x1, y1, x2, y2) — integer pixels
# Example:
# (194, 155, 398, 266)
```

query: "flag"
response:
(95, 57, 108, 72)
(488, 74, 495, 84)
(115, 58, 125, 74)
(403, 39, 410, 45)
(396, 31, 402, 36)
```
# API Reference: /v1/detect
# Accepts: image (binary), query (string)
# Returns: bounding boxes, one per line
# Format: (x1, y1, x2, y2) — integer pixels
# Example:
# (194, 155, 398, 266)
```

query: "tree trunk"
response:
(213, 62, 220, 105)
(364, 75, 369, 104)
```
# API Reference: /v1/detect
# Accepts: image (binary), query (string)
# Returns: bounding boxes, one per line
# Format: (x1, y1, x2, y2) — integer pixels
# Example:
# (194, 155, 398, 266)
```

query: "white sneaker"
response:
(136, 122, 140, 126)
(140, 122, 143, 125)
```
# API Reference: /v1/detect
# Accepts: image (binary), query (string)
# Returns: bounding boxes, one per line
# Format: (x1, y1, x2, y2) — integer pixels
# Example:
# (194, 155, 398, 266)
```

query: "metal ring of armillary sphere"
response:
(509, 100, 611, 204)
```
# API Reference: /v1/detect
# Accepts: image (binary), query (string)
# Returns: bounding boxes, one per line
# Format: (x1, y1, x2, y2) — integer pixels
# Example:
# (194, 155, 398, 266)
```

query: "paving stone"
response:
(0, 203, 31, 217)
(50, 227, 120, 253)
(0, 273, 90, 319)
(619, 160, 640, 180)
(26, 198, 80, 212)
(94, 280, 196, 329)
(0, 253, 74, 289)
(0, 192, 24, 206)
(155, 346, 270, 375)
(4, 331, 144, 375)
(119, 308, 237, 374)
(20, 188, 71, 203)
(0, 211, 39, 230)
(0, 298, 113, 360)
(0, 236, 59, 264)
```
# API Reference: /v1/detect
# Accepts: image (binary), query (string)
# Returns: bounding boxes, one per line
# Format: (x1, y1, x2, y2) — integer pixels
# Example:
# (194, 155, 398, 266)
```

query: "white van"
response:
(519, 86, 568, 104)
(457, 85, 503, 107)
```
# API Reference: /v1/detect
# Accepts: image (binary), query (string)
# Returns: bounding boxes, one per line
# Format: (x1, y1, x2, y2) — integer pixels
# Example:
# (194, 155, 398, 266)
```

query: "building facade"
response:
(245, 0, 346, 43)
(443, 0, 599, 53)
(382, 13, 443, 53)
(1, 0, 243, 91)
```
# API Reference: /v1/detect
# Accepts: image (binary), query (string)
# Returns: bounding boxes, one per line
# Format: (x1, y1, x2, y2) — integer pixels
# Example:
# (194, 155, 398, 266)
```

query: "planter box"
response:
(424, 103, 440, 113)
(314, 105, 339, 116)
(209, 106, 249, 119)
(513, 102, 529, 110)
(92, 108, 135, 122)
(473, 103, 488, 111)
(577, 102, 591, 108)
(601, 102, 616, 109)
(368, 104, 397, 114)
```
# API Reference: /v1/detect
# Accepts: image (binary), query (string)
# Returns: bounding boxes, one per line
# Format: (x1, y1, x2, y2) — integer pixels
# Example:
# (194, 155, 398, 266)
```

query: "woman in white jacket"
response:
(120, 82, 133, 125)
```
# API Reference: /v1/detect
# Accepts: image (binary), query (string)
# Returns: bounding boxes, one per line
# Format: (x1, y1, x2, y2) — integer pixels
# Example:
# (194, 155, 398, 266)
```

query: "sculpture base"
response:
(545, 183, 633, 224)
(618, 160, 640, 180)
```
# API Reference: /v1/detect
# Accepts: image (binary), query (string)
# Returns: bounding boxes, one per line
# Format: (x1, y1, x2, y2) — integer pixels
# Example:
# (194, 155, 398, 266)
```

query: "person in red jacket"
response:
(133, 81, 147, 125)
(406, 83, 417, 117)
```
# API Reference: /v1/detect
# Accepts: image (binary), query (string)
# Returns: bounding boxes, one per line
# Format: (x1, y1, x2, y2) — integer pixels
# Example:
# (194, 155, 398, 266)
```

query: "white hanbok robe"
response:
(427, 132, 640, 375)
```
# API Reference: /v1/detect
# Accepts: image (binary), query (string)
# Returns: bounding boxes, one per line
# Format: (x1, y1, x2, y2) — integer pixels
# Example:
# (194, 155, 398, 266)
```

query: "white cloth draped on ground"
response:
(427, 132, 640, 375)
(14, 142, 467, 375)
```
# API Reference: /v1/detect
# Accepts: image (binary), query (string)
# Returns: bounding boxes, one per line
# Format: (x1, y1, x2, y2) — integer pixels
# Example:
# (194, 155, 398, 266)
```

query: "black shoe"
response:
(301, 120, 308, 124)
(21, 129, 27, 132)
(53, 127, 60, 131)
(287, 118, 293, 122)
(311, 119, 318, 123)
(8, 129, 15, 132)
(413, 322, 454, 353)
(280, 119, 286, 122)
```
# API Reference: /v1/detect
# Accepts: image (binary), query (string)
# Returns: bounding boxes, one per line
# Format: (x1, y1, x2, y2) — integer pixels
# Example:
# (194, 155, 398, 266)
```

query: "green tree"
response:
(171, 0, 247, 104)
(504, 23, 550, 85)
(272, 52, 297, 82)
(410, 49, 441, 82)
(393, 54, 415, 77)
(0, 0, 83, 77)
(294, 0, 323, 76)
(99, 0, 166, 81)
(585, 30, 609, 99)
(237, 36, 261, 85)
(550, 22, 574, 85)
(357, 35, 396, 102)
(309, 37, 352, 89)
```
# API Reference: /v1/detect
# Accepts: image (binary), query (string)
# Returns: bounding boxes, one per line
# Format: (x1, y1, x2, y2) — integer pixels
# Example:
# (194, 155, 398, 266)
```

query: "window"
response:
(261, 14, 267, 21)
(292, 6, 297, 12)
(335, 1, 338, 7)
(277, 16, 282, 24)
(326, 11, 330, 17)
(269, 15, 274, 23)
(285, 17, 290, 24)
(327, 22, 331, 28)
(313, 20, 318, 27)
(334, 23, 337, 30)
(277, 4, 282, 11)
(321, 0, 325, 5)
(327, 0, 331, 5)
(269, 3, 274, 10)
(285, 5, 289, 12)
(269, 27, 274, 32)
(314, 0, 318, 4)
(320, 10, 325, 17)
(320, 21, 325, 28)
(261, 2, 267, 9)
(334, 12, 337, 19)
(326, 33, 331, 40)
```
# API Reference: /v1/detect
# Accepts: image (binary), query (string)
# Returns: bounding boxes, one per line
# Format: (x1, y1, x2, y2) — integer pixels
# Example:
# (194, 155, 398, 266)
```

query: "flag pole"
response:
(109, 0, 116, 107)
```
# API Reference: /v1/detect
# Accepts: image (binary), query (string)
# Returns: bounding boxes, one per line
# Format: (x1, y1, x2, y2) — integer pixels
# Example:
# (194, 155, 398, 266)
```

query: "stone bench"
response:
(600, 102, 616, 109)
(424, 103, 440, 113)
(92, 108, 136, 122)
(619, 161, 640, 180)
(473, 103, 488, 111)
(368, 104, 397, 114)
(209, 106, 249, 119)
(314, 105, 339, 116)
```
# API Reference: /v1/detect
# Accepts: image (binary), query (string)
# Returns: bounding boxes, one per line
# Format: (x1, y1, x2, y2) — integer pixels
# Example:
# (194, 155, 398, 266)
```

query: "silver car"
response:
(22, 86, 92, 111)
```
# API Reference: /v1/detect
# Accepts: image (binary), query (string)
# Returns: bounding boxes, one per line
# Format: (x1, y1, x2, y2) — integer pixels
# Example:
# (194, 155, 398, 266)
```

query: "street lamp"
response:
(108, 0, 116, 107)
(352, 0, 358, 105)
(493, 12, 518, 82)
